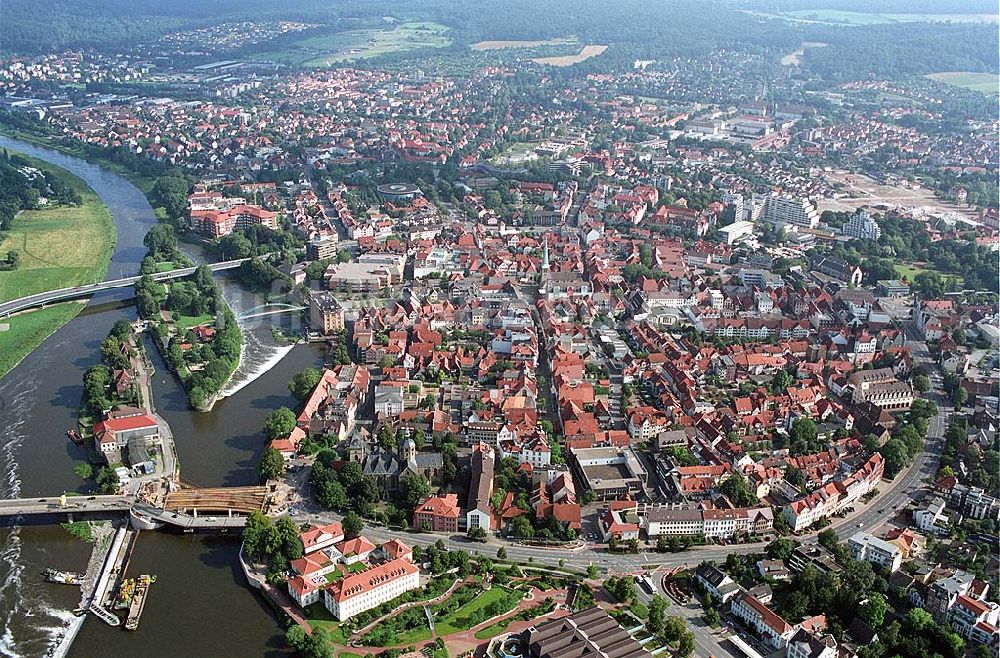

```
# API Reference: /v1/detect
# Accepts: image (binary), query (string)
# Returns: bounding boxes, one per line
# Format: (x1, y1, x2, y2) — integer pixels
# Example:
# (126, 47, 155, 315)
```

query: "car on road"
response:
(856, 522, 863, 527)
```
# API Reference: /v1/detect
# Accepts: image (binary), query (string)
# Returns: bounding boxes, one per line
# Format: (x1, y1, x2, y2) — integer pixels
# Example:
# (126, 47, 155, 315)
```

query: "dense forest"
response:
(2, 0, 996, 83)
(758, 0, 997, 13)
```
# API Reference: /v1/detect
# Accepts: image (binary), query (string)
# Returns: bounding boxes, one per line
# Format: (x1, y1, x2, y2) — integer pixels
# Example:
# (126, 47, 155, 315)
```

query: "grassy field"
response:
(304, 603, 349, 644)
(174, 313, 214, 333)
(782, 9, 998, 25)
(474, 622, 507, 640)
(0, 302, 84, 378)
(434, 587, 518, 635)
(532, 45, 608, 67)
(926, 72, 1000, 94)
(472, 37, 578, 50)
(0, 154, 116, 303)
(262, 22, 451, 66)
(895, 262, 941, 281)
(0, 152, 117, 381)
(747, 9, 998, 25)
(392, 624, 432, 644)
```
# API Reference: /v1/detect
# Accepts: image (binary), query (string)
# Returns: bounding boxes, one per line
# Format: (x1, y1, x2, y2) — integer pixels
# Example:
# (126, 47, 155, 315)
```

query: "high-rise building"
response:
(722, 192, 745, 224)
(842, 210, 881, 241)
(309, 291, 345, 335)
(761, 195, 820, 229)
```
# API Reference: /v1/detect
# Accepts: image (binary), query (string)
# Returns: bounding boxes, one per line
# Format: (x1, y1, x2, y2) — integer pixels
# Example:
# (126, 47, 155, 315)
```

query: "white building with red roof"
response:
(731, 592, 795, 649)
(286, 533, 419, 618)
(92, 413, 160, 462)
(300, 522, 344, 555)
(323, 556, 420, 621)
(336, 536, 377, 565)
(947, 595, 1000, 645)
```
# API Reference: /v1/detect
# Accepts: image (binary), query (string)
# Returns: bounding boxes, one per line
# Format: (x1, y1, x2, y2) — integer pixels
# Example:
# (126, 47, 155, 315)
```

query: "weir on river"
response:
(0, 136, 321, 657)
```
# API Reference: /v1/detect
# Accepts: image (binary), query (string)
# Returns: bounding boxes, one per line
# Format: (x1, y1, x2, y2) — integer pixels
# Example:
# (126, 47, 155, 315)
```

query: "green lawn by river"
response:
(0, 302, 84, 377)
(0, 152, 116, 379)
(0, 154, 116, 301)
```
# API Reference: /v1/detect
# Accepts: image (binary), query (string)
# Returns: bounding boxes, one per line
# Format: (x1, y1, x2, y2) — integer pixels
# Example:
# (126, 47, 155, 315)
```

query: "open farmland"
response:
(472, 37, 578, 50)
(926, 72, 999, 94)
(260, 22, 451, 66)
(780, 41, 828, 66)
(531, 44, 608, 66)
(748, 9, 999, 25)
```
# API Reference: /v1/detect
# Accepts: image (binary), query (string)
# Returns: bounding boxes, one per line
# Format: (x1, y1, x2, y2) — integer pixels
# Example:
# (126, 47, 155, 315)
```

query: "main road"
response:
(0, 258, 249, 316)
(287, 343, 949, 658)
(0, 495, 131, 516)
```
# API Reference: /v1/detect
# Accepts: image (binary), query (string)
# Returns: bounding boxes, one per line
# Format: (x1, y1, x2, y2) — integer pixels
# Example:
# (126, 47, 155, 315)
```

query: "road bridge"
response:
(0, 258, 249, 316)
(0, 495, 131, 517)
(131, 503, 251, 530)
(0, 485, 271, 531)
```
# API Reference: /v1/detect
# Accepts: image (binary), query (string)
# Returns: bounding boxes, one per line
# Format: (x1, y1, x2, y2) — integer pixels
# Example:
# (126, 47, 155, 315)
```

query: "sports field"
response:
(926, 72, 999, 94)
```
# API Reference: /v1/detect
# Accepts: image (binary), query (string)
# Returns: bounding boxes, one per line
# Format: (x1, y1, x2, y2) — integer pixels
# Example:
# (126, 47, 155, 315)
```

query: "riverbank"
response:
(0, 151, 117, 380)
(0, 125, 163, 202)
(0, 151, 116, 301)
(0, 133, 307, 656)
(0, 302, 86, 378)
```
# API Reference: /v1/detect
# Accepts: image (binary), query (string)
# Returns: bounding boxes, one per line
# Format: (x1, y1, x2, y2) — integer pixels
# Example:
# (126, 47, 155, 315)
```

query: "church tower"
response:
(402, 436, 417, 465)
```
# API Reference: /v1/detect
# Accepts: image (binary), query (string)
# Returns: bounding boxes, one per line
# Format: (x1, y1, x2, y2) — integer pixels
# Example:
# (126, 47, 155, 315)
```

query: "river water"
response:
(0, 136, 323, 657)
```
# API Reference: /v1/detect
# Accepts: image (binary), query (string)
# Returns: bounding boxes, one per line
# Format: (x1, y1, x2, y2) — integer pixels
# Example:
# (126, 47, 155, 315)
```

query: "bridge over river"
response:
(0, 258, 250, 317)
(0, 485, 272, 531)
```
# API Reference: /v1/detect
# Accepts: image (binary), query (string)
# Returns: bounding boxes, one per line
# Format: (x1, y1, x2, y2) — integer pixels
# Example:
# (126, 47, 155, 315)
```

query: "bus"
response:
(728, 634, 765, 658)
(635, 574, 656, 594)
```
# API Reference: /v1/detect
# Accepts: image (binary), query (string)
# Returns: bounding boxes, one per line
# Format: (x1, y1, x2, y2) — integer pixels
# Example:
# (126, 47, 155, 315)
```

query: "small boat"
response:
(66, 429, 83, 445)
(43, 569, 83, 585)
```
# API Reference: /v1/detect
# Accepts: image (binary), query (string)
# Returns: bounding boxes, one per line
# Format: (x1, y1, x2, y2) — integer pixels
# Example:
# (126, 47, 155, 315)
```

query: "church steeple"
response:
(403, 436, 417, 465)
(541, 236, 550, 271)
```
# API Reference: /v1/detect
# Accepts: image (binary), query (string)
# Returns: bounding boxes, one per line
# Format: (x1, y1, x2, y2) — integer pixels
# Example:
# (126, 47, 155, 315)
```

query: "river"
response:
(0, 136, 323, 657)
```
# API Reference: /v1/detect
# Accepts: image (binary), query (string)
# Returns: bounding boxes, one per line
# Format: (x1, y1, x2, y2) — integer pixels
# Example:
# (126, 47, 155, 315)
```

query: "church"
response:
(347, 433, 443, 495)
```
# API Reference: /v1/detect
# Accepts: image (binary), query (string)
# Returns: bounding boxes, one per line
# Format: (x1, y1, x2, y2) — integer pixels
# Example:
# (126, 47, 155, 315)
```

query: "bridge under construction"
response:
(0, 483, 278, 531)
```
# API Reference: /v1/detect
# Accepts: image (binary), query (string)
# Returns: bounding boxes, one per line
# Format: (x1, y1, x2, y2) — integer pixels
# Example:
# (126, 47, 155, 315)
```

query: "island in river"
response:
(0, 135, 312, 658)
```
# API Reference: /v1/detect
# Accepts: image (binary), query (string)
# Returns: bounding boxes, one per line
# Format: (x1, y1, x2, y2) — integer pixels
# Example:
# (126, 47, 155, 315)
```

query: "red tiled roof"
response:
(327, 557, 419, 602)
